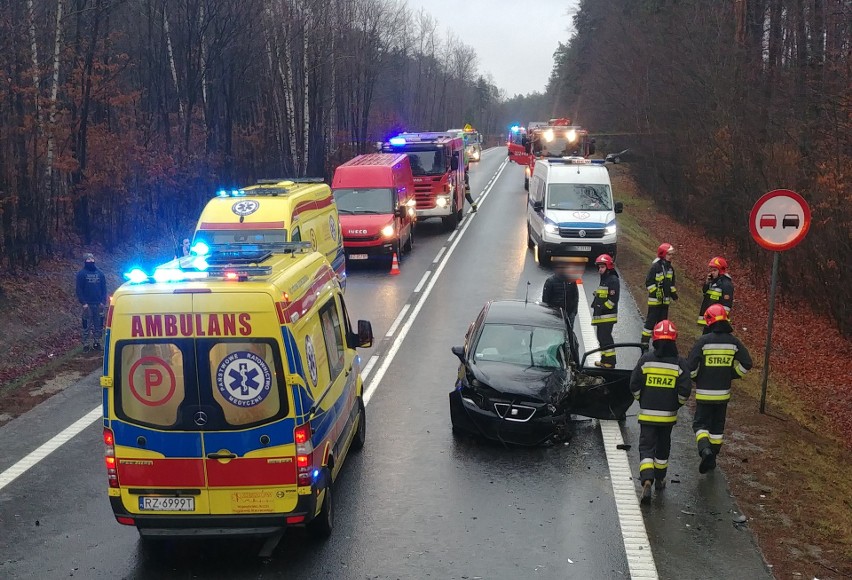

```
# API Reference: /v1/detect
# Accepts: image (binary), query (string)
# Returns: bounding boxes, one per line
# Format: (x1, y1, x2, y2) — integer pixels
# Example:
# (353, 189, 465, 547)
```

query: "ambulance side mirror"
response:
(355, 320, 373, 348)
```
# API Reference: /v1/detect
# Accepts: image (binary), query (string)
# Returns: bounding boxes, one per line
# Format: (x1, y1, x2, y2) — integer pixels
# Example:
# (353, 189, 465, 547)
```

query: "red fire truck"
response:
(508, 118, 596, 190)
(381, 132, 466, 231)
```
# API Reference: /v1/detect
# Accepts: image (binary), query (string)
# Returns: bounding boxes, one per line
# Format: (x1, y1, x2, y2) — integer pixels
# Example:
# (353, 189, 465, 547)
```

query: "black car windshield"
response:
(405, 150, 447, 176)
(547, 183, 613, 211)
(333, 188, 395, 214)
(474, 323, 566, 369)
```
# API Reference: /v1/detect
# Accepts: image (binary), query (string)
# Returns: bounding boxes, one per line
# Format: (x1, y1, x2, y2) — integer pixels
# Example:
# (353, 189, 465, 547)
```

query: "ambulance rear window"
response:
(207, 341, 286, 427)
(203, 230, 288, 245)
(117, 342, 186, 428)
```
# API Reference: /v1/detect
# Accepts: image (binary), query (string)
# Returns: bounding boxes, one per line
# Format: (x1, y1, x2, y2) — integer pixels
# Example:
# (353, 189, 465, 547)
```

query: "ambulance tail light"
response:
(115, 516, 135, 526)
(294, 423, 314, 487)
(103, 428, 119, 489)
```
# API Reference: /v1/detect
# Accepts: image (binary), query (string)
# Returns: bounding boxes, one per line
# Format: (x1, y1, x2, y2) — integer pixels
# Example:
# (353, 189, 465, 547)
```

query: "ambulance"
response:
(101, 242, 373, 539)
(193, 179, 347, 288)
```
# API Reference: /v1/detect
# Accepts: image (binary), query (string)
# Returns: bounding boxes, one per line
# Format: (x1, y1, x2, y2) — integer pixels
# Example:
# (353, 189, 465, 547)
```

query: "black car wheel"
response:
(352, 397, 366, 452)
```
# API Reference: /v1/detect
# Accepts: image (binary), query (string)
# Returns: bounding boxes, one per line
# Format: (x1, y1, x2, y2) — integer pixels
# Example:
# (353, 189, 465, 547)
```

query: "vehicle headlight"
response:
(605, 224, 617, 235)
(436, 196, 449, 208)
(544, 223, 559, 235)
(381, 224, 395, 238)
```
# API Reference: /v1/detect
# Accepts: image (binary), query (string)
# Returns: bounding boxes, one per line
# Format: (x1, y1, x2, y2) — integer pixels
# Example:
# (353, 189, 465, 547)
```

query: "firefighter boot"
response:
(699, 448, 717, 474)
(655, 478, 667, 491)
(640, 480, 653, 504)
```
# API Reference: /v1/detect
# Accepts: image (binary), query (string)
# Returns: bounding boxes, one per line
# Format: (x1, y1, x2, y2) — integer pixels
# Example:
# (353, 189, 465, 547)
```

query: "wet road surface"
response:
(0, 148, 772, 579)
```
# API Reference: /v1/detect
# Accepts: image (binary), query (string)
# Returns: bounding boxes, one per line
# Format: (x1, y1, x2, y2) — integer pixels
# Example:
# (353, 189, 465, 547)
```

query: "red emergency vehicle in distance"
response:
(380, 132, 466, 231)
(331, 153, 416, 264)
(508, 118, 596, 190)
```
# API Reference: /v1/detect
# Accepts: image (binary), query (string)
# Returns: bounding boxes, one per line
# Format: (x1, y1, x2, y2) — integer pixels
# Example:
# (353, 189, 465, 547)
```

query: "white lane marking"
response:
(433, 247, 446, 263)
(360, 355, 379, 382)
(447, 231, 458, 243)
(0, 406, 101, 493)
(363, 157, 509, 405)
(413, 271, 431, 294)
(385, 304, 410, 337)
(577, 281, 659, 579)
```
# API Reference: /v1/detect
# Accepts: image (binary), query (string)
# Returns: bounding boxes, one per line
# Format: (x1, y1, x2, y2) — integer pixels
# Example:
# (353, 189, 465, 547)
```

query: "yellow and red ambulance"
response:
(193, 179, 347, 287)
(101, 242, 372, 539)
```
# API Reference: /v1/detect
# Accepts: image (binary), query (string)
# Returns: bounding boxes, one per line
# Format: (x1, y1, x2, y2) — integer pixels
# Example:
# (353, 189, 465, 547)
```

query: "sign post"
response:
(748, 189, 811, 414)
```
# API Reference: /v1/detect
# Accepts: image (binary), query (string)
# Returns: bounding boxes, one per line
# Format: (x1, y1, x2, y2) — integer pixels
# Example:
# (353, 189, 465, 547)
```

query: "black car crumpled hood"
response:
(469, 360, 570, 404)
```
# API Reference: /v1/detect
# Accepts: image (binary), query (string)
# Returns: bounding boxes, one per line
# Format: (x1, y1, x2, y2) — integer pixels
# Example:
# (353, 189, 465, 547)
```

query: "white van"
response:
(526, 158, 623, 266)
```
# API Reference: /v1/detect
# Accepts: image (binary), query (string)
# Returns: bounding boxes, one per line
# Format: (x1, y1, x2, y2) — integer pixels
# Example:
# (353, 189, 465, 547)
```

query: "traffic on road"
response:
(0, 145, 772, 579)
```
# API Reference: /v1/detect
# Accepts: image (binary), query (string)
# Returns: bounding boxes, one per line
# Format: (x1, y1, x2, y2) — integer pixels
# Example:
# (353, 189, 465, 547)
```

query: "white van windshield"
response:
(547, 183, 612, 211)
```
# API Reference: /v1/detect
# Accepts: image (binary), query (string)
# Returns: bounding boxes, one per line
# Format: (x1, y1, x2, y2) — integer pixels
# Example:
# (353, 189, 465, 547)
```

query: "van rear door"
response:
(111, 293, 209, 516)
(193, 293, 300, 516)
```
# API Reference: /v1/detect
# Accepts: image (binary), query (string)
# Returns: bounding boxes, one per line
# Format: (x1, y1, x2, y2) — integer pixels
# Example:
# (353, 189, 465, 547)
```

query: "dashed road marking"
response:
(360, 355, 379, 382)
(0, 407, 101, 493)
(413, 271, 431, 294)
(385, 304, 410, 337)
(433, 247, 446, 263)
(577, 279, 659, 579)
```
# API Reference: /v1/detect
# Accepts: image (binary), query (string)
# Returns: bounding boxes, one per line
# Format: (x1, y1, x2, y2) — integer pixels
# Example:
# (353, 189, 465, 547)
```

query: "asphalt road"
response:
(0, 148, 773, 579)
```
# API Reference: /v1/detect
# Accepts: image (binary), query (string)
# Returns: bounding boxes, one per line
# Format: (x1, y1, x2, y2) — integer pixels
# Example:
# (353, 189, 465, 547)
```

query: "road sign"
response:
(749, 189, 811, 251)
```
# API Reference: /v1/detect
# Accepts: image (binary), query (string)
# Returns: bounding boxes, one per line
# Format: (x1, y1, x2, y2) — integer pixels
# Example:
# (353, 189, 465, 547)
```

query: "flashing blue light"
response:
(193, 257, 209, 271)
(389, 136, 406, 146)
(231, 189, 246, 197)
(191, 241, 210, 256)
(153, 268, 180, 283)
(124, 268, 148, 284)
(312, 469, 320, 479)
(511, 125, 520, 133)
(216, 189, 228, 197)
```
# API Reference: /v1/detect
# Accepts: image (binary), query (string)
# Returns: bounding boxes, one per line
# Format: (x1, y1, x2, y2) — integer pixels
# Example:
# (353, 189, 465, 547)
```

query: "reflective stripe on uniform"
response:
(696, 389, 731, 401)
(695, 429, 710, 441)
(641, 361, 681, 376)
(706, 289, 722, 299)
(734, 361, 749, 376)
(702, 343, 739, 352)
(641, 329, 652, 337)
(640, 458, 655, 472)
(604, 300, 615, 309)
(653, 459, 668, 470)
(697, 317, 707, 325)
(592, 314, 617, 324)
(638, 413, 677, 423)
(678, 395, 687, 405)
(709, 434, 724, 445)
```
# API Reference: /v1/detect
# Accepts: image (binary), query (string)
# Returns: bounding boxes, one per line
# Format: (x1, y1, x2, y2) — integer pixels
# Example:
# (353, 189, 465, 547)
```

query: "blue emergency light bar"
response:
(389, 136, 406, 146)
(511, 125, 521, 133)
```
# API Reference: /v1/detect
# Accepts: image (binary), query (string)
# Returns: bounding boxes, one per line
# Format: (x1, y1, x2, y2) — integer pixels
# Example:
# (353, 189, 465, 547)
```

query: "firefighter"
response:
(687, 304, 753, 473)
(630, 320, 692, 503)
(697, 256, 734, 333)
(590, 254, 619, 368)
(641, 243, 678, 349)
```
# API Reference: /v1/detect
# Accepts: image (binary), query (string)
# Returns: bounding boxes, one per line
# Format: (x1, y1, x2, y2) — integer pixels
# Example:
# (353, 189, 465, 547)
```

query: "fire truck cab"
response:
(381, 132, 466, 231)
(508, 118, 596, 191)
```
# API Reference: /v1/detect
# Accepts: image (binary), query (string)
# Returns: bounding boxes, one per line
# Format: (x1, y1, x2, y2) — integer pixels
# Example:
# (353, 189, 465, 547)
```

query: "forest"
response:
(0, 0, 505, 268)
(538, 0, 851, 334)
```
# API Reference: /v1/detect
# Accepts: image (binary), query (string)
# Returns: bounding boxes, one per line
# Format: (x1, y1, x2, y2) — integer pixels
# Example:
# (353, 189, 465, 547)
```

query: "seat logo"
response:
(232, 200, 259, 216)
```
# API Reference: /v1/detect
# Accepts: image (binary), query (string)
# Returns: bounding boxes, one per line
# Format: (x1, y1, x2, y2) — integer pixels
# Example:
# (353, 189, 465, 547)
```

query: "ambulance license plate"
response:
(569, 246, 592, 252)
(139, 496, 195, 511)
(349, 254, 369, 260)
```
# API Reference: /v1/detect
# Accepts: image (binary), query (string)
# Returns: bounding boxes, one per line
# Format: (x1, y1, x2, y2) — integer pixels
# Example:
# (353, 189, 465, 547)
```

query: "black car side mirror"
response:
(356, 320, 373, 348)
(615, 201, 624, 214)
(451, 345, 465, 363)
(533, 201, 543, 211)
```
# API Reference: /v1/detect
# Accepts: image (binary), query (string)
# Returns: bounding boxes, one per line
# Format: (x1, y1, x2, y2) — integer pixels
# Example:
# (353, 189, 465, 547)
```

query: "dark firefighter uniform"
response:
(591, 268, 620, 367)
(697, 274, 734, 332)
(641, 256, 677, 347)
(630, 341, 692, 489)
(686, 310, 753, 473)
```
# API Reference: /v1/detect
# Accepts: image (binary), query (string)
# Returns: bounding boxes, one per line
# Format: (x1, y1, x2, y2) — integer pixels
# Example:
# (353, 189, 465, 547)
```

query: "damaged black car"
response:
(449, 300, 635, 446)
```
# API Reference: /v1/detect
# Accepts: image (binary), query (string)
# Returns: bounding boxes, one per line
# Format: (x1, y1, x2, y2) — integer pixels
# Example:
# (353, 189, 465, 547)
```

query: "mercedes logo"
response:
(193, 411, 208, 426)
(579, 230, 587, 238)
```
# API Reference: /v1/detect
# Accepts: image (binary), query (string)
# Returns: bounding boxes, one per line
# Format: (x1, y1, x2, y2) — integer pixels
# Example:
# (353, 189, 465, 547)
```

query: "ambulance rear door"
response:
(111, 293, 209, 516)
(193, 292, 300, 516)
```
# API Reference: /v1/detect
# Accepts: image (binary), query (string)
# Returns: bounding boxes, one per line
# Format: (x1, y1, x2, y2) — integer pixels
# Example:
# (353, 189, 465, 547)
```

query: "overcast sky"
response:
(402, 0, 577, 97)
